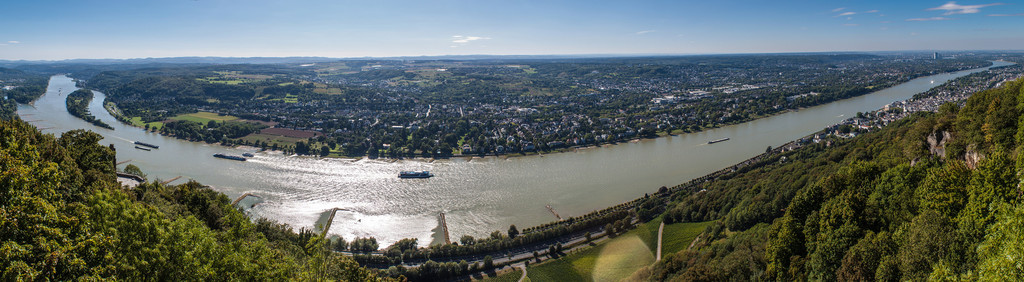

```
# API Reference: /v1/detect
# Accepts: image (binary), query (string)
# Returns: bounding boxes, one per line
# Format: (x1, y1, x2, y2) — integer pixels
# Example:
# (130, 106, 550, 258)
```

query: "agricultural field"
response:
(659, 221, 714, 258)
(635, 217, 664, 252)
(197, 71, 275, 85)
(238, 133, 306, 148)
(264, 93, 301, 103)
(128, 117, 164, 130)
(311, 82, 344, 95)
(169, 111, 239, 124)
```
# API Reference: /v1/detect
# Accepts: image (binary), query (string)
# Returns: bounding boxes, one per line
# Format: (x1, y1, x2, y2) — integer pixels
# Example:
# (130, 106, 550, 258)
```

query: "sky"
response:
(1, 0, 1023, 60)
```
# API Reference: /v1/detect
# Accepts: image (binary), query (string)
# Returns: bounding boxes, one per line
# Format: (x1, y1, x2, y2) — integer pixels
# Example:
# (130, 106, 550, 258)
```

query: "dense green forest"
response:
(65, 89, 113, 129)
(630, 78, 1024, 281)
(0, 119, 390, 280)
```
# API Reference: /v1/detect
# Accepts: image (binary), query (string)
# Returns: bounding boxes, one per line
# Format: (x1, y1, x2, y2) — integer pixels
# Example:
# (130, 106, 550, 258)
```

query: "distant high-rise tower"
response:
(933, 52, 939, 59)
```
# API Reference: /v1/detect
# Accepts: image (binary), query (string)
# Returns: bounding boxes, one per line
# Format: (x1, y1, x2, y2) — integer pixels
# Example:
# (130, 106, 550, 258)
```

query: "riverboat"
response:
(213, 153, 247, 161)
(134, 141, 160, 149)
(399, 171, 433, 178)
(707, 138, 730, 144)
(134, 146, 151, 151)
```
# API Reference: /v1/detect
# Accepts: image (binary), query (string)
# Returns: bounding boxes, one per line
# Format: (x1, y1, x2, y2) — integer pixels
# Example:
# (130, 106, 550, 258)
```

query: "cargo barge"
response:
(213, 153, 247, 161)
(399, 171, 433, 178)
(707, 138, 730, 144)
(134, 141, 160, 149)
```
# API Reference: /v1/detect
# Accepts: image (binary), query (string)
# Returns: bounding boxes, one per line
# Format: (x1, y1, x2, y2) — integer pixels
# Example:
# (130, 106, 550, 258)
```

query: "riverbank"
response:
(92, 63, 998, 162)
(23, 62, 1010, 251)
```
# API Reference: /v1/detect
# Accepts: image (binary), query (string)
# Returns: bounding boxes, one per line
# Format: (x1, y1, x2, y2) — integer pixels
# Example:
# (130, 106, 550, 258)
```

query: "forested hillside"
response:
(0, 119, 389, 280)
(0, 67, 48, 119)
(631, 78, 1024, 281)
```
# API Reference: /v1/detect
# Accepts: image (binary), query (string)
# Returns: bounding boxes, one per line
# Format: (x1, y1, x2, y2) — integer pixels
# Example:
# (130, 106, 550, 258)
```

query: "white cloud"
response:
(636, 30, 655, 35)
(989, 13, 1024, 16)
(451, 35, 490, 44)
(837, 11, 856, 17)
(832, 7, 846, 12)
(927, 2, 1003, 15)
(7, 41, 19, 44)
(843, 24, 860, 26)
(906, 16, 953, 21)
(865, 10, 879, 13)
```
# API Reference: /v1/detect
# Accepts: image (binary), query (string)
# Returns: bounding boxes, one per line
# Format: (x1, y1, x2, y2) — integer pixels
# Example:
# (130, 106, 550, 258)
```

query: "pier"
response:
(161, 176, 182, 185)
(440, 212, 451, 244)
(116, 159, 132, 165)
(546, 204, 563, 221)
(231, 193, 261, 207)
(321, 208, 351, 238)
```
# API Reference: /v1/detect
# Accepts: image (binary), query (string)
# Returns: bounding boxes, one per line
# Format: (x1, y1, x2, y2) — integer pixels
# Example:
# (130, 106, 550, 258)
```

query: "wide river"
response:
(17, 61, 1012, 247)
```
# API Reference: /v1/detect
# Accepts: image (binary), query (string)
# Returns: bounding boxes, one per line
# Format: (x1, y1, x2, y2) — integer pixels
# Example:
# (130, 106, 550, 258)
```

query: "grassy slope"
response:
(476, 268, 523, 282)
(660, 221, 714, 259)
(527, 220, 661, 281)
(636, 216, 664, 253)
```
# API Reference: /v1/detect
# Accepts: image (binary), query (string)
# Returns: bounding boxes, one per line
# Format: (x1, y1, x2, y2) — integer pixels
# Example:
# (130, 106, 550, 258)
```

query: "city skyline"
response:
(2, 0, 1023, 60)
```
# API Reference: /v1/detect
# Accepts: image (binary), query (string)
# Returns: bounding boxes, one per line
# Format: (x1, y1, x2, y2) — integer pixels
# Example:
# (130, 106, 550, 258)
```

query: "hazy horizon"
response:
(4, 0, 1024, 60)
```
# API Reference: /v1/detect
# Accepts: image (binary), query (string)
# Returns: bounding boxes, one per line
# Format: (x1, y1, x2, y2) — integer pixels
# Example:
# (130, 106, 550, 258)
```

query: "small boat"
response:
(242, 152, 255, 157)
(134, 146, 151, 151)
(134, 141, 159, 149)
(213, 153, 247, 161)
(707, 137, 730, 144)
(399, 171, 433, 178)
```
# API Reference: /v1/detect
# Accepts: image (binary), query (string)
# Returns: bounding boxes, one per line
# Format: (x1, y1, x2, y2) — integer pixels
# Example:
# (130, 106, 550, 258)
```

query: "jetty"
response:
(231, 193, 261, 206)
(440, 212, 451, 244)
(321, 208, 351, 238)
(161, 176, 182, 185)
(546, 204, 563, 221)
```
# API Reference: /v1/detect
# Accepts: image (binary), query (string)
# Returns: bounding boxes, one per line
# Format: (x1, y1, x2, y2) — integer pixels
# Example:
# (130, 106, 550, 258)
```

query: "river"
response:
(16, 61, 1012, 247)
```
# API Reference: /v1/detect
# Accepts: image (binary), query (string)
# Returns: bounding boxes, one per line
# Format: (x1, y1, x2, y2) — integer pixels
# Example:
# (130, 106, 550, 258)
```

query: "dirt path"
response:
(655, 222, 665, 261)
(517, 263, 527, 282)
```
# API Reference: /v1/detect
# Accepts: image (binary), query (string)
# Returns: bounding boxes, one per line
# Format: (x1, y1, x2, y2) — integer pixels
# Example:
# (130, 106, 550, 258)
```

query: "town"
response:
(66, 53, 1004, 158)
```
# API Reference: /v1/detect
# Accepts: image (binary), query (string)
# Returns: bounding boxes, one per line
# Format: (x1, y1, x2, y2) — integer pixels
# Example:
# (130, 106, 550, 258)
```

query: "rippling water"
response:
(17, 61, 1011, 247)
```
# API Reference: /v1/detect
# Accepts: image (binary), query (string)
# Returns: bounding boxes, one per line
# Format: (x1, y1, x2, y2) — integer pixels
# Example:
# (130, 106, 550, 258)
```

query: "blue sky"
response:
(1, 0, 1023, 60)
